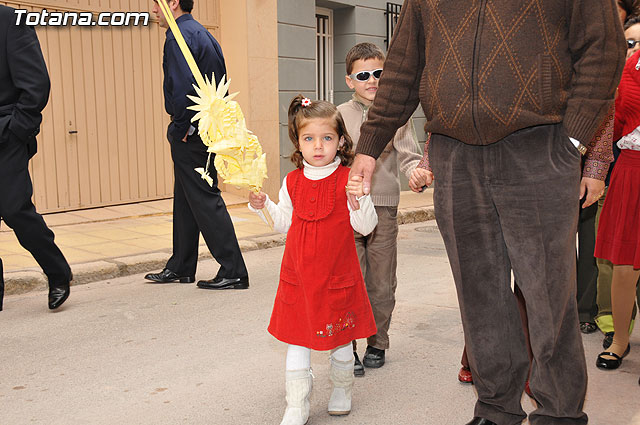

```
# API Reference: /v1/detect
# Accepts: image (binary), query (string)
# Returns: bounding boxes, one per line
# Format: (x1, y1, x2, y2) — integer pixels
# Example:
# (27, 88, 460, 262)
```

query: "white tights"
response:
(285, 343, 353, 370)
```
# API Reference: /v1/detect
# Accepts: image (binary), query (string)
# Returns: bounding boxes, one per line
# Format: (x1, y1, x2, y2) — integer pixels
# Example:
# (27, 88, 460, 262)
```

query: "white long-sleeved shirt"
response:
(617, 125, 640, 151)
(249, 158, 378, 236)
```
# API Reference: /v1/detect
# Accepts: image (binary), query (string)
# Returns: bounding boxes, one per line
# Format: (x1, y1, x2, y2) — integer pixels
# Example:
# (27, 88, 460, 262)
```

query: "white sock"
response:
(330, 343, 354, 362)
(286, 344, 311, 370)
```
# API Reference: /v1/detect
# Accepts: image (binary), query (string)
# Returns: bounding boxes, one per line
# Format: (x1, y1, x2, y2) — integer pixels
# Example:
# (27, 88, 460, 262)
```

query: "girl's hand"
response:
(346, 175, 365, 198)
(249, 191, 267, 209)
(409, 168, 434, 193)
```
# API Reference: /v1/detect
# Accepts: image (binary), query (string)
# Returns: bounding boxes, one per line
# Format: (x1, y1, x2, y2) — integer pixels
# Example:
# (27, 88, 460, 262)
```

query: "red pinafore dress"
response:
(268, 165, 377, 350)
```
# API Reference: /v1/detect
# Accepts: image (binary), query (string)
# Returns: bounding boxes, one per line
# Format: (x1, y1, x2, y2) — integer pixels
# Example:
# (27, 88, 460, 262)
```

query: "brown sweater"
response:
(357, 0, 626, 159)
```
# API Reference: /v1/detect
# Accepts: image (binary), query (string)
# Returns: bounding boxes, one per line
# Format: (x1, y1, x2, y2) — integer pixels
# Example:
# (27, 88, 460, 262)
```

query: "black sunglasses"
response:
(348, 68, 383, 82)
(627, 39, 640, 49)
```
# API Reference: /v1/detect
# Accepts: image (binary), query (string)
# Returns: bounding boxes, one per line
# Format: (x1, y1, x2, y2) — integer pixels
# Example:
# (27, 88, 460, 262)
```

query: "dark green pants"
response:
(354, 205, 399, 350)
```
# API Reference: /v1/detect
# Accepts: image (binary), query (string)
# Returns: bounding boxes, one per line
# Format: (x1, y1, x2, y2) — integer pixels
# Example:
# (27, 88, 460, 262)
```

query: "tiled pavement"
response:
(1, 190, 434, 294)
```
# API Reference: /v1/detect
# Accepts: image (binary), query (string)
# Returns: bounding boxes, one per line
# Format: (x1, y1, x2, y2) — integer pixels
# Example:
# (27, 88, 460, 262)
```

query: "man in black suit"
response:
(145, 0, 249, 289)
(0, 5, 72, 311)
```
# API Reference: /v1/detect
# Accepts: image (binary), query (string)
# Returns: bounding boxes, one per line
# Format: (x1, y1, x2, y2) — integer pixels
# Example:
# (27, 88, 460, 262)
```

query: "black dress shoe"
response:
(596, 344, 631, 370)
(353, 352, 365, 377)
(603, 331, 614, 349)
(197, 276, 249, 290)
(465, 418, 497, 425)
(363, 345, 385, 368)
(145, 268, 194, 284)
(48, 283, 70, 310)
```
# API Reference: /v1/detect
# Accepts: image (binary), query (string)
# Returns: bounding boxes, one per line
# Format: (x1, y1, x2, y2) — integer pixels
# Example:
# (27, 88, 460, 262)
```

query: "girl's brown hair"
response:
(287, 95, 354, 169)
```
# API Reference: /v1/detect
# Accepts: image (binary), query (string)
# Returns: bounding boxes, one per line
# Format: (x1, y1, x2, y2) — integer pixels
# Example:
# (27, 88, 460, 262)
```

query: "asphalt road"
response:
(1, 222, 639, 424)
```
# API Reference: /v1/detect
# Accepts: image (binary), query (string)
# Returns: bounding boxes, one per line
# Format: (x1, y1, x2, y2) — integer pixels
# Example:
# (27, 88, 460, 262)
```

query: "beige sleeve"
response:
(393, 119, 422, 179)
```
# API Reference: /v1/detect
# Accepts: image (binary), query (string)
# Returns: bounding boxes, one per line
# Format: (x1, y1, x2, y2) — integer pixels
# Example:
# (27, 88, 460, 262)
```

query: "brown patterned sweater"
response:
(357, 0, 626, 176)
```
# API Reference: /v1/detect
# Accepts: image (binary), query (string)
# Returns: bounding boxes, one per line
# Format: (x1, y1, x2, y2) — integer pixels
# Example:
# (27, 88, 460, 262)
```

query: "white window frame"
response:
(315, 7, 334, 103)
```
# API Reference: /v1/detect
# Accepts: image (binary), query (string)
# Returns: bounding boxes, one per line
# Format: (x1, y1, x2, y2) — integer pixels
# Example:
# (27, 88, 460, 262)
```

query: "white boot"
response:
(280, 368, 313, 425)
(328, 358, 354, 416)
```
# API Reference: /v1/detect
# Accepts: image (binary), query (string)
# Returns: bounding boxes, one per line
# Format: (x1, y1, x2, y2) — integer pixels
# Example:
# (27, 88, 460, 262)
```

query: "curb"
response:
(3, 207, 435, 296)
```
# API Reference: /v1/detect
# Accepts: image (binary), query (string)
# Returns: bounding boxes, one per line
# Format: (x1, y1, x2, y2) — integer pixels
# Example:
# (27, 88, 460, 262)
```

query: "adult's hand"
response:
(580, 177, 605, 208)
(408, 168, 434, 192)
(348, 154, 376, 210)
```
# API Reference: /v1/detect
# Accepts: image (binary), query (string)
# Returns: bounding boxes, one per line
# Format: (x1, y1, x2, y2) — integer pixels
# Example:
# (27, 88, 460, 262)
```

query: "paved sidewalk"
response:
(1, 189, 434, 295)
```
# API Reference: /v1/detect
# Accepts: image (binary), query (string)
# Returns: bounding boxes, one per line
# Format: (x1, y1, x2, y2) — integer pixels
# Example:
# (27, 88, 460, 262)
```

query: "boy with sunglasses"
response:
(337, 42, 433, 376)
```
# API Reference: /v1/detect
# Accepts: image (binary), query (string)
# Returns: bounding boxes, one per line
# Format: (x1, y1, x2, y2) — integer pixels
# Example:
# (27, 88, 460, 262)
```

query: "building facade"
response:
(1, 0, 280, 213)
(2, 0, 420, 213)
(277, 0, 426, 181)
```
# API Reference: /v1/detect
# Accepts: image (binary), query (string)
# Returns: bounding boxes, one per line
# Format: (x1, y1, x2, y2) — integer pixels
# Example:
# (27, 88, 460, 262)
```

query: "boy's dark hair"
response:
(345, 42, 385, 75)
(178, 0, 194, 13)
(619, 0, 640, 20)
(287, 95, 354, 169)
(624, 15, 640, 29)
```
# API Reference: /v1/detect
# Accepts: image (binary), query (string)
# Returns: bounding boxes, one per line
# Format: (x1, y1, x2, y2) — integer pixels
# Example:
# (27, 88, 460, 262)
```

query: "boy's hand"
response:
(249, 191, 267, 209)
(346, 174, 365, 199)
(409, 168, 434, 193)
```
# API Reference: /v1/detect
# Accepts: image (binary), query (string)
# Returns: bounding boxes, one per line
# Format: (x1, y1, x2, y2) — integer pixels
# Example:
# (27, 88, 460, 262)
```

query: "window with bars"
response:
(385, 2, 402, 49)
(316, 8, 333, 103)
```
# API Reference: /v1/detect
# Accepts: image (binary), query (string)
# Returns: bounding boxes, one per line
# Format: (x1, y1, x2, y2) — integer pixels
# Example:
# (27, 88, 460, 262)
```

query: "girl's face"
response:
(626, 23, 640, 60)
(298, 117, 340, 167)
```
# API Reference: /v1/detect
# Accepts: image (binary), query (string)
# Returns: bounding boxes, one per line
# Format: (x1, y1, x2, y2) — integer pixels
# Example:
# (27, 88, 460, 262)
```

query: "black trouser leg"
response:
(167, 137, 247, 278)
(577, 202, 598, 323)
(166, 164, 200, 277)
(0, 136, 70, 287)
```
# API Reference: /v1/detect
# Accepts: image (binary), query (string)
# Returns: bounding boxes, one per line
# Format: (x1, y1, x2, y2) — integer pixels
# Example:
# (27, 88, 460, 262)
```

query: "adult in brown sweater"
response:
(349, 1, 626, 425)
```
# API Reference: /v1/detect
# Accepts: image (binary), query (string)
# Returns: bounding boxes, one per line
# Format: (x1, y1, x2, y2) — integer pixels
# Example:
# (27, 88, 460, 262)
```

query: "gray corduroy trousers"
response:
(430, 124, 588, 425)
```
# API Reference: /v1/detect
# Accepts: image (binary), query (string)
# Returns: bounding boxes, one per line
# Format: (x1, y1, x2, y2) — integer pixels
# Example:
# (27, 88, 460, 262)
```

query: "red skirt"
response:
(595, 149, 640, 267)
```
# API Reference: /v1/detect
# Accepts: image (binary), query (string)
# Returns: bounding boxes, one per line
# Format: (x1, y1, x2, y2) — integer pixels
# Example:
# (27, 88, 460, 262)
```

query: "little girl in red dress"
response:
(249, 95, 377, 424)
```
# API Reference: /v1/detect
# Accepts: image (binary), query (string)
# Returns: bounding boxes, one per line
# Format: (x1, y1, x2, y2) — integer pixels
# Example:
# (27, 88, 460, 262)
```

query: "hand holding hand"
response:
(346, 174, 365, 198)
(249, 191, 267, 209)
(409, 168, 434, 193)
(348, 154, 377, 210)
(580, 177, 605, 208)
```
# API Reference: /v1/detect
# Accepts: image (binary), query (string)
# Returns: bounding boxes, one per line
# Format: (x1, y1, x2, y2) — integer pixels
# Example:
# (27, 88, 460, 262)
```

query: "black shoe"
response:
(603, 332, 614, 349)
(596, 344, 631, 370)
(353, 352, 365, 377)
(145, 268, 194, 284)
(363, 345, 385, 368)
(48, 283, 70, 310)
(465, 418, 497, 425)
(580, 322, 598, 334)
(197, 276, 249, 290)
